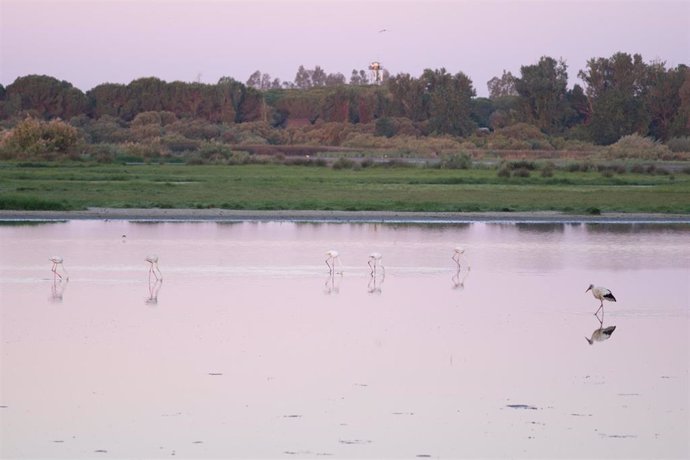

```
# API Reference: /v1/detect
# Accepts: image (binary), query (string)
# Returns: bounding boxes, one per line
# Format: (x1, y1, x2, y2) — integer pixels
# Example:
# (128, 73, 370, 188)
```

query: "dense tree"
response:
(487, 70, 517, 99)
(422, 68, 477, 136)
(645, 63, 688, 140)
(311, 66, 327, 87)
(3, 75, 87, 119)
(514, 57, 569, 133)
(578, 52, 650, 144)
(294, 65, 312, 89)
(386, 73, 428, 121)
(325, 73, 346, 86)
(670, 67, 690, 137)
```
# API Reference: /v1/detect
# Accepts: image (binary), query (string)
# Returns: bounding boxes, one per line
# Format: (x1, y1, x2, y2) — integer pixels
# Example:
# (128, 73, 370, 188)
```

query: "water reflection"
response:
(452, 266, 470, 290)
(49, 277, 68, 303)
(367, 272, 385, 294)
(146, 278, 163, 305)
(586, 312, 617, 345)
(323, 272, 342, 294)
(1, 220, 688, 459)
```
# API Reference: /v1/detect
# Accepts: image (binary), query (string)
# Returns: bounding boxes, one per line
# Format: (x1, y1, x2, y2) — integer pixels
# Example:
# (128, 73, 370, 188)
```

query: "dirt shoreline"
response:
(1, 208, 689, 223)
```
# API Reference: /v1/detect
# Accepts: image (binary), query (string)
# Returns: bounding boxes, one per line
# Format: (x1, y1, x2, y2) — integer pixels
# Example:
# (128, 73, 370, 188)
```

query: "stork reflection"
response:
(586, 311, 616, 345)
(367, 271, 385, 294)
(146, 278, 163, 305)
(50, 277, 68, 303)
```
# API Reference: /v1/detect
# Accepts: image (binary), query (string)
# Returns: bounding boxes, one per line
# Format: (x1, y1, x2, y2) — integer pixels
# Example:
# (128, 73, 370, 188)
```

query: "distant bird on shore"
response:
(325, 250, 343, 274)
(49, 256, 68, 280)
(586, 284, 616, 315)
(368, 252, 384, 276)
(146, 255, 162, 281)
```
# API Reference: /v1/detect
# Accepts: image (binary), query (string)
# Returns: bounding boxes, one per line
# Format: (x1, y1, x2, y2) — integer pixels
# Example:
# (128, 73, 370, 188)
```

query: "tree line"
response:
(0, 52, 687, 145)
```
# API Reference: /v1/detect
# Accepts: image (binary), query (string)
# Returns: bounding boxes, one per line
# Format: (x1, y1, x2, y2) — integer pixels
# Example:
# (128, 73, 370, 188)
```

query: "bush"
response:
(332, 157, 357, 169)
(1, 118, 80, 158)
(375, 117, 397, 138)
(540, 161, 555, 177)
(441, 153, 472, 169)
(666, 136, 690, 153)
(605, 134, 672, 160)
(512, 167, 531, 177)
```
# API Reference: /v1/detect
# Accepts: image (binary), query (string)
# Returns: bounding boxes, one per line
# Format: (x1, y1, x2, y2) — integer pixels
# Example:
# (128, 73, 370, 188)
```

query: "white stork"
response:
(586, 325, 617, 345)
(586, 284, 616, 315)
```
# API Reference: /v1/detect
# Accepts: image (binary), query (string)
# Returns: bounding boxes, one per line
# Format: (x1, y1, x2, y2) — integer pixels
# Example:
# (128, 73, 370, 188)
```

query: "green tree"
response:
(386, 73, 428, 121)
(514, 57, 569, 133)
(3, 75, 87, 119)
(422, 68, 477, 136)
(578, 52, 650, 144)
(645, 63, 688, 140)
(487, 70, 517, 99)
(294, 65, 312, 89)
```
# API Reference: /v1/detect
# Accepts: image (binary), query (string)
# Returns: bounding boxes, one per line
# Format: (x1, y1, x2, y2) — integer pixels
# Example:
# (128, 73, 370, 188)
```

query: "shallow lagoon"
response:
(1, 220, 688, 459)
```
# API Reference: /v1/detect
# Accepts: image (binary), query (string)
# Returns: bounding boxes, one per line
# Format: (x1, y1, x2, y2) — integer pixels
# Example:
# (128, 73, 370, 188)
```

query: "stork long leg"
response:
(594, 301, 604, 316)
(326, 257, 333, 273)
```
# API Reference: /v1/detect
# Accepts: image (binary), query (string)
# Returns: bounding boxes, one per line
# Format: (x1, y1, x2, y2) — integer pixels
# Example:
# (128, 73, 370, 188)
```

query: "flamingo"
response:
(586, 284, 616, 315)
(452, 247, 467, 268)
(146, 255, 162, 281)
(49, 256, 68, 280)
(325, 250, 343, 274)
(368, 252, 384, 276)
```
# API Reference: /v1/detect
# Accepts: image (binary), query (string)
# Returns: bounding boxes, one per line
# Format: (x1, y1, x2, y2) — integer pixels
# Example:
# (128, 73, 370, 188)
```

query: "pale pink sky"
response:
(1, 0, 688, 96)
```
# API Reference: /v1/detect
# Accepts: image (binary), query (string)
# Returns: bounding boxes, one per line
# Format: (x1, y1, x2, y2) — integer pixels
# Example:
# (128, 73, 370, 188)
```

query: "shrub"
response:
(605, 134, 672, 160)
(666, 136, 690, 153)
(540, 161, 555, 177)
(441, 153, 472, 169)
(332, 157, 357, 169)
(375, 117, 397, 138)
(1, 118, 80, 158)
(512, 167, 531, 177)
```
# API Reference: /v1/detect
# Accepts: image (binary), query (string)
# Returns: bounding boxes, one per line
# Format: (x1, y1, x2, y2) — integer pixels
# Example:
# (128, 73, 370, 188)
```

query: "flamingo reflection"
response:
(451, 265, 470, 290)
(324, 272, 342, 294)
(50, 277, 68, 303)
(146, 278, 163, 305)
(367, 271, 385, 294)
(586, 311, 616, 345)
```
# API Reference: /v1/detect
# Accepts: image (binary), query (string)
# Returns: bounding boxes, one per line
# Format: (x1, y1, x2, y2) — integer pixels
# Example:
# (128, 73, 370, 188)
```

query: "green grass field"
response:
(1, 162, 689, 214)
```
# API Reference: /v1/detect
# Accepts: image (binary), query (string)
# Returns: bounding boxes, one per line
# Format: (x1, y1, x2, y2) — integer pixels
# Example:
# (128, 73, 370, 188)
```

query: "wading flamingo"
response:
(49, 256, 68, 280)
(325, 250, 343, 274)
(146, 255, 162, 281)
(452, 247, 468, 269)
(368, 252, 384, 276)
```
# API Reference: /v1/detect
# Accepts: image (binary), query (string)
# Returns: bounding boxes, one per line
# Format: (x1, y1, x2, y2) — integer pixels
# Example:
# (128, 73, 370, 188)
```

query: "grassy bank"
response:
(1, 162, 689, 214)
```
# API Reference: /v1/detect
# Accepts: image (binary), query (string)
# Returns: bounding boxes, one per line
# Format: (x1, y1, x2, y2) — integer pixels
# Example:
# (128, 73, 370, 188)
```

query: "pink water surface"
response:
(1, 221, 688, 458)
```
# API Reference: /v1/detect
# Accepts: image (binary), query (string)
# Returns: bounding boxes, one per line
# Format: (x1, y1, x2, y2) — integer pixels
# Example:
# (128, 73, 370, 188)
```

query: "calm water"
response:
(1, 220, 688, 459)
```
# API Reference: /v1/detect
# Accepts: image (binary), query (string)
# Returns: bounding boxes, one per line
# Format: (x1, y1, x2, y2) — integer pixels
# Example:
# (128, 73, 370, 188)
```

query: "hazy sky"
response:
(1, 0, 688, 96)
